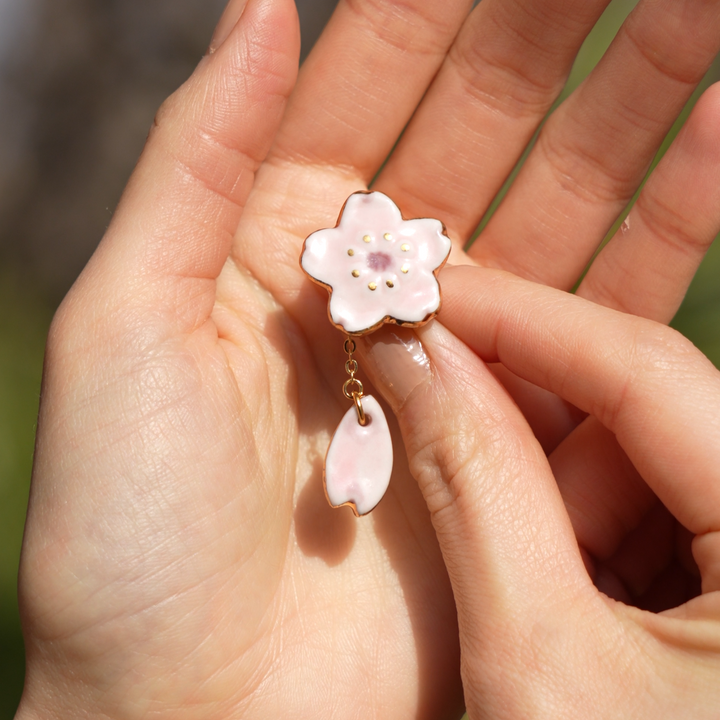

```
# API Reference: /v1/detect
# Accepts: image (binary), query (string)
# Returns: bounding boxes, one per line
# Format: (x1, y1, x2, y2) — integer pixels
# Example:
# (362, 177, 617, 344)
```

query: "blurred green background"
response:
(0, 0, 718, 715)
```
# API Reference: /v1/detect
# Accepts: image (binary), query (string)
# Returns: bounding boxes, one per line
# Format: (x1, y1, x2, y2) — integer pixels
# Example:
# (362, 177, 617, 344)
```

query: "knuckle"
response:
(536, 120, 639, 205)
(623, 17, 707, 87)
(635, 189, 715, 258)
(449, 16, 562, 120)
(344, 0, 455, 56)
(632, 322, 697, 371)
(596, 320, 697, 429)
(608, 321, 699, 425)
(409, 409, 527, 526)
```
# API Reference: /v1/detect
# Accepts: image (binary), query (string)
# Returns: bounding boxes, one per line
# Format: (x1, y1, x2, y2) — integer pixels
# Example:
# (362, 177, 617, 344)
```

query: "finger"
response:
(270, 0, 473, 180)
(441, 266, 720, 589)
(359, 324, 595, 712)
(594, 518, 701, 612)
(470, 0, 720, 288)
(602, 501, 674, 599)
(550, 415, 655, 560)
(599, 506, 701, 611)
(490, 362, 583, 454)
(74, 0, 299, 332)
(374, 0, 610, 239)
(577, 83, 720, 322)
(550, 395, 693, 605)
(535, 83, 720, 589)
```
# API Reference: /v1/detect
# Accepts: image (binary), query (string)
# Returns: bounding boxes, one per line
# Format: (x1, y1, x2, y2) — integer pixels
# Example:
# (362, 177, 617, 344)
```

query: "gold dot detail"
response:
(347, 249, 354, 256)
(352, 270, 360, 278)
(401, 265, 409, 274)
(363, 234, 372, 243)
(386, 280, 394, 288)
(384, 233, 392, 241)
(401, 243, 410, 252)
(368, 282, 377, 291)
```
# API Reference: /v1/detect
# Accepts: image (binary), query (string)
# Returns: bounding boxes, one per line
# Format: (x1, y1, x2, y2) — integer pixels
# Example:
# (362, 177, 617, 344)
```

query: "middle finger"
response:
(374, 0, 612, 239)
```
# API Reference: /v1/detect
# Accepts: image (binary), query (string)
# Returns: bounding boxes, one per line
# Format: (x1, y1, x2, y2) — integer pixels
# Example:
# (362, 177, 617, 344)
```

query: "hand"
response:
(16, 0, 720, 718)
(357, 268, 720, 718)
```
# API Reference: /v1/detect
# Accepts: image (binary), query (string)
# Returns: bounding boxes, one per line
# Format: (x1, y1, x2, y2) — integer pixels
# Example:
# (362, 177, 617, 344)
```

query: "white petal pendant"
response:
(324, 395, 393, 516)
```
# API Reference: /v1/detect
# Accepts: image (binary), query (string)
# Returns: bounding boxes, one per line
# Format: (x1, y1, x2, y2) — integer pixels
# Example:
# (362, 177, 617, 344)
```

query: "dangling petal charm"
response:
(301, 192, 449, 516)
(325, 395, 393, 516)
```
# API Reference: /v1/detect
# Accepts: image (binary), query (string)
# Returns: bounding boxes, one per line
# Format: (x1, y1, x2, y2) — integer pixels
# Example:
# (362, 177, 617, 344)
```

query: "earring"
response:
(300, 191, 451, 516)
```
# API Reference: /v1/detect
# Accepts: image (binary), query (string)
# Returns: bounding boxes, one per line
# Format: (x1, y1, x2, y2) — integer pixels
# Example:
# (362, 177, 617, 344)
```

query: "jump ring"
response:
(352, 392, 366, 426)
(343, 377, 364, 400)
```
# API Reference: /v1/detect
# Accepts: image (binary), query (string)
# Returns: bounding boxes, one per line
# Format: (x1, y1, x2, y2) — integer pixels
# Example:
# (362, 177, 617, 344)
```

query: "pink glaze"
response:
(367, 251, 392, 271)
(301, 192, 452, 334)
(324, 395, 393, 516)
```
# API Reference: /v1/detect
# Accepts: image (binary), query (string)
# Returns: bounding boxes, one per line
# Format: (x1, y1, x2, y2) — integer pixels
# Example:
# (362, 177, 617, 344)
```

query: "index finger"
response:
(440, 266, 720, 542)
(271, 0, 473, 179)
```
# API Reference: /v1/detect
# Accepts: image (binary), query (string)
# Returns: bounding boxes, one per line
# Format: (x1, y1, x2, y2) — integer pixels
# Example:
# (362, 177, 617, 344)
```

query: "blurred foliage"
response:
(0, 271, 52, 716)
(672, 239, 720, 366)
(0, 0, 719, 716)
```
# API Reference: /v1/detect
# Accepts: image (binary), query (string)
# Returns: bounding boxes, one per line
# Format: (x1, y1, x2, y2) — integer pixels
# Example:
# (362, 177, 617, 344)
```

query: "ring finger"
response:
(468, 0, 720, 288)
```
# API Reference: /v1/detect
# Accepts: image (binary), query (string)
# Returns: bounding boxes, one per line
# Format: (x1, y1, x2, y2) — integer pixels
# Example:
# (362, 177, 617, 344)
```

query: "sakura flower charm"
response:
(300, 192, 451, 517)
(301, 191, 452, 334)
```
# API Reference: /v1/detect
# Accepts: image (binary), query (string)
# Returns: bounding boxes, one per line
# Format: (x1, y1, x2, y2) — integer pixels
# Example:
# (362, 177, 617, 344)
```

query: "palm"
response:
(199, 169, 461, 715)
(21, 168, 460, 718)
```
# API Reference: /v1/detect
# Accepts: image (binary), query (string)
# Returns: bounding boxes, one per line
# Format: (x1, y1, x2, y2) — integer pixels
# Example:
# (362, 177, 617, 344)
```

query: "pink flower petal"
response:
(325, 395, 393, 516)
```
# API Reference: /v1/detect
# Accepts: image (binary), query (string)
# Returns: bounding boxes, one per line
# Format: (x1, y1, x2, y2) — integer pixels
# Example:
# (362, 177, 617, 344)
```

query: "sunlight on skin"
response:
(11, 0, 720, 717)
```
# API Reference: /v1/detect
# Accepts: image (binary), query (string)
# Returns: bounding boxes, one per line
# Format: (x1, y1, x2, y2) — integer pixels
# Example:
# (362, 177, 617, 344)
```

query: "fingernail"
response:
(359, 327, 431, 410)
(208, 0, 250, 54)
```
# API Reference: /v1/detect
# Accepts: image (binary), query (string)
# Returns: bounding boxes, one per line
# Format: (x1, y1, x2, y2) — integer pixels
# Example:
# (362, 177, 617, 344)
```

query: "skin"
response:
(15, 0, 720, 718)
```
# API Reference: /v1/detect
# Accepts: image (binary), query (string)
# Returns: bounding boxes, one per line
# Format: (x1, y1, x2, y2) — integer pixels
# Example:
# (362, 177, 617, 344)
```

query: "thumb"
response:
(359, 323, 597, 712)
(65, 0, 300, 335)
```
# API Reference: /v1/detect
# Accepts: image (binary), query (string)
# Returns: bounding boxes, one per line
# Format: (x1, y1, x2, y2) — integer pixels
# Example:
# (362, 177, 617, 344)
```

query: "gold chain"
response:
(342, 337, 366, 425)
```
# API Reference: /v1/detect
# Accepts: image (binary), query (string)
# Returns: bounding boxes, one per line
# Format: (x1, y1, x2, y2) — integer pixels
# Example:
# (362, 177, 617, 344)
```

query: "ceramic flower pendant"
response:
(301, 191, 452, 334)
(301, 191, 451, 516)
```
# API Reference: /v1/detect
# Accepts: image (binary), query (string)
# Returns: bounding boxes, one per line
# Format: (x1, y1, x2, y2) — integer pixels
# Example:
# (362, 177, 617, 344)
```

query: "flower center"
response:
(367, 252, 392, 271)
